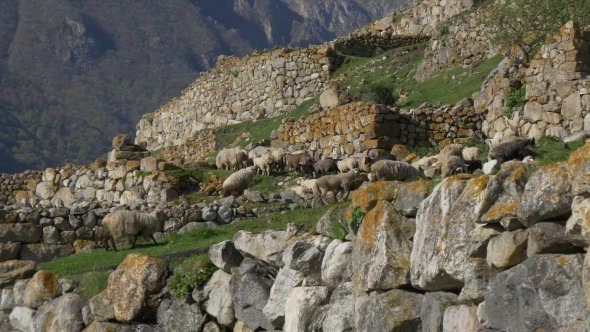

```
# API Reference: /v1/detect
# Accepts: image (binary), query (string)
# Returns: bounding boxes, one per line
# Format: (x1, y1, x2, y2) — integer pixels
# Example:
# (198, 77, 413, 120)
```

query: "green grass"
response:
(38, 203, 344, 276)
(532, 136, 586, 166)
(211, 96, 319, 154)
(65, 271, 111, 302)
(168, 254, 216, 299)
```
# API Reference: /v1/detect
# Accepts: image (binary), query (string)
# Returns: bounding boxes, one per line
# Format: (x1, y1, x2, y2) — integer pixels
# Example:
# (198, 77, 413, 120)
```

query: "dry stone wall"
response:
(135, 47, 335, 152)
(273, 100, 484, 159)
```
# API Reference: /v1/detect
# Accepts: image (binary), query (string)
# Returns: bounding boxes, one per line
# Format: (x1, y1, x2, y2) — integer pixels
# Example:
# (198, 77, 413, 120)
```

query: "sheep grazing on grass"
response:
(441, 156, 468, 178)
(438, 144, 464, 165)
(462, 147, 481, 161)
(253, 154, 275, 176)
(313, 159, 338, 178)
(222, 167, 257, 197)
(102, 210, 161, 252)
(337, 157, 359, 173)
(271, 148, 286, 172)
(286, 153, 314, 173)
(488, 138, 535, 164)
(370, 160, 425, 182)
(312, 170, 361, 206)
(216, 149, 231, 170)
(216, 148, 248, 171)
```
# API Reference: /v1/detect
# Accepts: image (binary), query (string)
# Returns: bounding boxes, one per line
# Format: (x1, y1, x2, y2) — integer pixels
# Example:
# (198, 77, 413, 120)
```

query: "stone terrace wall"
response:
(135, 47, 334, 151)
(273, 100, 484, 159)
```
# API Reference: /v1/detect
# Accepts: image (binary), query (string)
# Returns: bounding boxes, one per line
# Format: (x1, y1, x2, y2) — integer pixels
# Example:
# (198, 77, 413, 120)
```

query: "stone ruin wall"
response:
(273, 100, 484, 159)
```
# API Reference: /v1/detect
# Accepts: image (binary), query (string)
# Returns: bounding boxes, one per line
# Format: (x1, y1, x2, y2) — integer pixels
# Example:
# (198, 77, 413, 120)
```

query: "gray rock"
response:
(557, 320, 590, 331)
(527, 221, 581, 256)
(82, 305, 94, 326)
(319, 88, 339, 109)
(352, 200, 411, 292)
(420, 292, 458, 332)
(487, 229, 528, 271)
(12, 279, 28, 307)
(0, 312, 11, 332)
(9, 306, 36, 332)
(0, 288, 16, 312)
(20, 244, 75, 263)
(216, 205, 233, 224)
(468, 224, 502, 258)
(156, 298, 203, 332)
(458, 258, 498, 304)
(355, 289, 423, 332)
(60, 231, 77, 245)
(0, 243, 21, 262)
(219, 196, 239, 208)
(49, 207, 70, 218)
(442, 305, 481, 332)
(84, 211, 97, 228)
(208, 241, 243, 273)
(36, 181, 56, 200)
(238, 259, 269, 277)
(517, 162, 573, 227)
(263, 267, 304, 328)
(121, 323, 163, 332)
(322, 282, 362, 332)
(566, 195, 590, 247)
(185, 209, 202, 223)
(33, 293, 85, 332)
(321, 239, 353, 290)
(202, 270, 234, 327)
(203, 321, 222, 332)
(163, 218, 183, 233)
(284, 287, 330, 332)
(230, 270, 274, 331)
(83, 321, 128, 331)
(315, 207, 344, 239)
(0, 223, 42, 243)
(482, 160, 500, 175)
(393, 180, 430, 217)
(201, 207, 217, 221)
(570, 143, 590, 196)
(177, 222, 207, 235)
(282, 242, 323, 282)
(484, 254, 590, 331)
(280, 190, 303, 203)
(243, 190, 266, 203)
(233, 230, 288, 274)
(89, 291, 115, 321)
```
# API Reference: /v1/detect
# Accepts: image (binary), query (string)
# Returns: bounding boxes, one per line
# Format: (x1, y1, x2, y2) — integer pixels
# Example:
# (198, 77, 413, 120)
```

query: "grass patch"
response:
(428, 176, 443, 193)
(65, 271, 111, 302)
(38, 203, 343, 276)
(168, 254, 217, 299)
(331, 217, 348, 241)
(398, 55, 504, 109)
(151, 148, 165, 157)
(532, 136, 586, 166)
(213, 96, 319, 151)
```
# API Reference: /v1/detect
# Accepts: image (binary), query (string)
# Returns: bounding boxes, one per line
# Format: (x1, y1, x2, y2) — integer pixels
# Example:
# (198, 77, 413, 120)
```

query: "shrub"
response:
(439, 21, 449, 38)
(145, 116, 153, 126)
(348, 207, 366, 229)
(365, 81, 398, 106)
(168, 255, 217, 299)
(504, 85, 526, 120)
(331, 215, 348, 241)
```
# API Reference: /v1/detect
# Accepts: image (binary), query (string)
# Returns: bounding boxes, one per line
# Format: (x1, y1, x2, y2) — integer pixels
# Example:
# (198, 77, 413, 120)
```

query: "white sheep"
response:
(231, 149, 249, 170)
(222, 166, 257, 197)
(337, 157, 359, 173)
(290, 185, 309, 198)
(297, 178, 317, 193)
(441, 155, 468, 178)
(312, 170, 360, 206)
(438, 144, 464, 166)
(370, 160, 425, 182)
(462, 147, 481, 161)
(216, 149, 232, 170)
(102, 210, 161, 252)
(271, 148, 286, 171)
(253, 154, 275, 176)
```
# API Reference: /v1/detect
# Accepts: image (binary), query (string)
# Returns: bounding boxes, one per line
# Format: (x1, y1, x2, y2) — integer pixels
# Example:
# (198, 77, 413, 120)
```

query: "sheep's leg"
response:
(150, 235, 159, 246)
(342, 189, 350, 201)
(131, 236, 138, 249)
(104, 236, 110, 251)
(331, 190, 339, 204)
(108, 237, 118, 252)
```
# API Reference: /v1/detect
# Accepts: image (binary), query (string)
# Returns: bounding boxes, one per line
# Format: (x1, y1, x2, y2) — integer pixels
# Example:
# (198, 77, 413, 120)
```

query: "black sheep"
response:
(488, 138, 535, 163)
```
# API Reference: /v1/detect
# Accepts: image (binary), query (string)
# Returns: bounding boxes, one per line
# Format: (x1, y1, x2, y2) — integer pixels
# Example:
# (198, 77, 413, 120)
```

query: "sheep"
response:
(488, 138, 535, 164)
(563, 130, 590, 143)
(253, 154, 275, 176)
(312, 170, 360, 206)
(438, 144, 464, 166)
(102, 210, 161, 252)
(313, 159, 338, 178)
(486, 130, 518, 147)
(297, 178, 317, 193)
(222, 166, 257, 197)
(271, 148, 286, 172)
(464, 159, 483, 173)
(231, 149, 249, 170)
(441, 156, 468, 178)
(300, 163, 316, 178)
(462, 147, 481, 161)
(337, 157, 359, 173)
(286, 153, 314, 173)
(290, 185, 309, 198)
(216, 149, 231, 170)
(370, 160, 425, 182)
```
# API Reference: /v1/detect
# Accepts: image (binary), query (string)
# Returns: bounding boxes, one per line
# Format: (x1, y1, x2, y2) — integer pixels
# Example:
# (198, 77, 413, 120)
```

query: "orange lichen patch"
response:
(558, 256, 567, 266)
(568, 144, 590, 174)
(351, 181, 398, 212)
(359, 207, 383, 250)
(441, 174, 475, 189)
(396, 179, 430, 197)
(482, 202, 519, 222)
(38, 270, 60, 298)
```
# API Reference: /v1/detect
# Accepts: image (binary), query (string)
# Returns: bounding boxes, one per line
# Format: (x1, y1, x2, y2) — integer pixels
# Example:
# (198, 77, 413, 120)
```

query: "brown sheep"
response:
(102, 210, 161, 252)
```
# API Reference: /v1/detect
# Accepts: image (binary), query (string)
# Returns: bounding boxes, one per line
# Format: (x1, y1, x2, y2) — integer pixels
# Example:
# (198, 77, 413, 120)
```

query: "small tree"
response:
(483, 0, 590, 62)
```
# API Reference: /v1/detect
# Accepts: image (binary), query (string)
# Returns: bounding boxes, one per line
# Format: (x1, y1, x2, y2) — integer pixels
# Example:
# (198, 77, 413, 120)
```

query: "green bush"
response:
(145, 116, 154, 126)
(439, 21, 449, 38)
(330, 215, 348, 241)
(348, 207, 366, 229)
(365, 82, 397, 106)
(168, 255, 217, 299)
(532, 135, 586, 165)
(504, 85, 526, 120)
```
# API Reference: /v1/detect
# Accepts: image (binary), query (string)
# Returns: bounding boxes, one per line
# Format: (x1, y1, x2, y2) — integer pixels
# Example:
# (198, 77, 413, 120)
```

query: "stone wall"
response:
(156, 129, 217, 164)
(273, 100, 484, 159)
(135, 47, 335, 152)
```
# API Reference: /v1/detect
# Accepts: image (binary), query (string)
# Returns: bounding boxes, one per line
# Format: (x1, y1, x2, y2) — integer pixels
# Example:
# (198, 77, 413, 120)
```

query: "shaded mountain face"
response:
(0, 0, 407, 173)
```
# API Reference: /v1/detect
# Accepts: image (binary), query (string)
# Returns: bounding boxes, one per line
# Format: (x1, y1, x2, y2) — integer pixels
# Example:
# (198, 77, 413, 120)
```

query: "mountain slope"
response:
(0, 0, 408, 173)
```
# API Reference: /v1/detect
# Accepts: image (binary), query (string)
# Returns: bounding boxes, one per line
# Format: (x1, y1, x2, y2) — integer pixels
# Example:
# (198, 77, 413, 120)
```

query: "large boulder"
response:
(263, 268, 304, 328)
(208, 241, 243, 273)
(442, 305, 481, 332)
(233, 230, 288, 274)
(230, 269, 274, 331)
(411, 175, 485, 291)
(106, 254, 168, 323)
(352, 200, 411, 291)
(566, 195, 590, 247)
(321, 240, 353, 290)
(18, 270, 61, 309)
(9, 306, 36, 332)
(0, 224, 42, 243)
(393, 180, 430, 217)
(458, 258, 499, 303)
(420, 292, 458, 332)
(569, 141, 590, 196)
(202, 270, 234, 327)
(322, 282, 362, 332)
(482, 254, 590, 331)
(527, 222, 581, 256)
(355, 289, 423, 332)
(156, 298, 203, 332)
(350, 181, 399, 212)
(51, 187, 76, 208)
(33, 293, 85, 332)
(283, 287, 330, 332)
(477, 163, 528, 224)
(486, 229, 528, 271)
(89, 290, 115, 321)
(0, 260, 35, 288)
(20, 244, 75, 263)
(282, 242, 323, 283)
(315, 206, 343, 239)
(517, 162, 573, 227)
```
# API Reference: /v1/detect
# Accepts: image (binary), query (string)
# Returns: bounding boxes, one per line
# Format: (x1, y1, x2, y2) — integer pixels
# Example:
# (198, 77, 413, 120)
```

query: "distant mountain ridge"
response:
(0, 0, 408, 174)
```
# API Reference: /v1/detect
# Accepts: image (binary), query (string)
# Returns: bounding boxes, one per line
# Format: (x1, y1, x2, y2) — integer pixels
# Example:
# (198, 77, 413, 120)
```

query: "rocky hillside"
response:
(0, 0, 407, 174)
